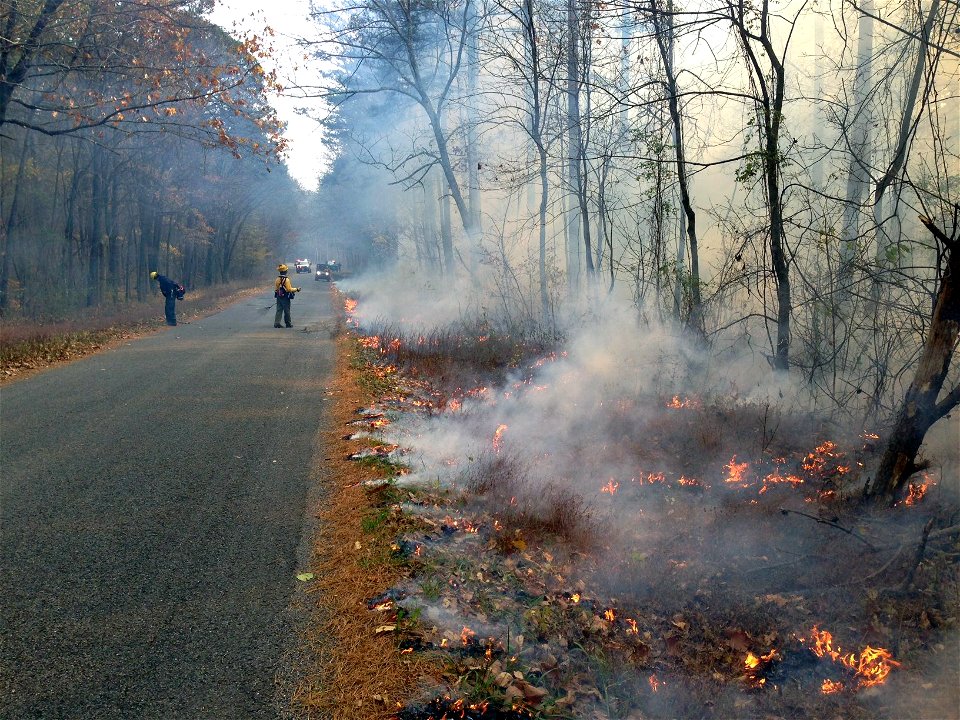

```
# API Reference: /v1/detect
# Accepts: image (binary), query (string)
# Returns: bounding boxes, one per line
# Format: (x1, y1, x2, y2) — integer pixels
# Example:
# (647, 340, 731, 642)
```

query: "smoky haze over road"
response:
(0, 283, 336, 719)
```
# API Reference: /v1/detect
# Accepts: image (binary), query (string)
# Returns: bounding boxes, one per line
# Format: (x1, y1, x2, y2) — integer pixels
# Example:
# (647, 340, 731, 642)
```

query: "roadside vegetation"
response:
(0, 283, 262, 383)
(312, 293, 960, 719)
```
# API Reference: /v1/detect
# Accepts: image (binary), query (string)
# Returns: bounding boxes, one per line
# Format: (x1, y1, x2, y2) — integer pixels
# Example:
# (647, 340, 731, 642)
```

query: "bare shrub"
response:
(499, 483, 599, 552)
(460, 450, 527, 498)
(361, 317, 559, 381)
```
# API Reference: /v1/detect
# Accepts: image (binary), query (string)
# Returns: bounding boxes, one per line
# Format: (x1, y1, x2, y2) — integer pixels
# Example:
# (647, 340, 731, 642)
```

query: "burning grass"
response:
(343, 309, 559, 390)
(322, 296, 960, 718)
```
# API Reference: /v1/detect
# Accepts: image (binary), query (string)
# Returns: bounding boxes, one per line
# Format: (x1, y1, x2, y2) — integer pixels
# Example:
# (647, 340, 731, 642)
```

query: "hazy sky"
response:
(208, 0, 333, 190)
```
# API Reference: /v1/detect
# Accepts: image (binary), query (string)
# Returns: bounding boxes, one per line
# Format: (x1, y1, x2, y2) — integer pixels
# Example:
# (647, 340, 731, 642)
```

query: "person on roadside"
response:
(274, 264, 301, 328)
(150, 271, 183, 326)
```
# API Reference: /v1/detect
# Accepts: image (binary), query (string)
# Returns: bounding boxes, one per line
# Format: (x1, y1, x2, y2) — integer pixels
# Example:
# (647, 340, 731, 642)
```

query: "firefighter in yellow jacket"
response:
(274, 264, 301, 328)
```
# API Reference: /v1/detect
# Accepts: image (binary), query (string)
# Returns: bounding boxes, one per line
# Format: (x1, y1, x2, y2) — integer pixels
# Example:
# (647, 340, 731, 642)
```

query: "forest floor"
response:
(301, 291, 960, 720)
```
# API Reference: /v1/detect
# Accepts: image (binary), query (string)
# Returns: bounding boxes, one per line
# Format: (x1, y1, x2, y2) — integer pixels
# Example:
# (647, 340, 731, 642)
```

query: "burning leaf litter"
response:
(340, 304, 957, 718)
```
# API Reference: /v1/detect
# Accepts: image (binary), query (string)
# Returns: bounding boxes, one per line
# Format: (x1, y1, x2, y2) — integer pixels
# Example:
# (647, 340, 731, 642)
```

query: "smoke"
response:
(342, 277, 960, 714)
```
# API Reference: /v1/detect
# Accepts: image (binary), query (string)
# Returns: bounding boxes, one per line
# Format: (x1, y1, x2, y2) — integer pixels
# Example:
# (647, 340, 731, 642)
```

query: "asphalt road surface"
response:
(1, 280, 337, 719)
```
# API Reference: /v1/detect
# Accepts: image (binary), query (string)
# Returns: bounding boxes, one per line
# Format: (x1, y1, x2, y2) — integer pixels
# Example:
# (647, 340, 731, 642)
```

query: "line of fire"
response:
(338, 293, 958, 719)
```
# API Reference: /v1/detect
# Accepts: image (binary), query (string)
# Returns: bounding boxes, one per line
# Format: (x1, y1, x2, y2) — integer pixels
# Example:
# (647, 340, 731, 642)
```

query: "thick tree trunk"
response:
(866, 214, 960, 503)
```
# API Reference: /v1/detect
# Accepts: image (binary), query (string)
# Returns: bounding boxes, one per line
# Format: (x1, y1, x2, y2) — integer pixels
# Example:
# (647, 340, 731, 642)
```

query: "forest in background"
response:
(0, 0, 310, 321)
(309, 0, 959, 503)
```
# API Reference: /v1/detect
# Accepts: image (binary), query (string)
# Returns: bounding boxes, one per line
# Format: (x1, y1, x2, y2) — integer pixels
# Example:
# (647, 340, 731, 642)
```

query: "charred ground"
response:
(315, 295, 960, 720)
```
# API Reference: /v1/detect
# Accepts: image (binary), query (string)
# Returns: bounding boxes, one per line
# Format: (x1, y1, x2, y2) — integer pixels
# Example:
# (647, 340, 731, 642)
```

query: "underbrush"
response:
(355, 319, 560, 385)
(337, 314, 959, 719)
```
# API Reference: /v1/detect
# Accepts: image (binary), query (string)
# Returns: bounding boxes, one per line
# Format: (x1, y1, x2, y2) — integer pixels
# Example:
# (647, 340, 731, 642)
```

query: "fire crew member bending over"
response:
(274, 264, 301, 328)
(149, 271, 183, 326)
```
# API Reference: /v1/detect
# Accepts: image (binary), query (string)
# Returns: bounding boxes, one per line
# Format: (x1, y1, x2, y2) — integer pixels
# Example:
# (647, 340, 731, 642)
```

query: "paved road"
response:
(1, 280, 336, 719)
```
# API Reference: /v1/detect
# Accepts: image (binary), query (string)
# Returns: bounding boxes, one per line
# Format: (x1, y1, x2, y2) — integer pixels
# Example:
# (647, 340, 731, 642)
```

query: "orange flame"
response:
(604, 608, 616, 622)
(725, 456, 750, 485)
(492, 424, 508, 453)
(807, 626, 900, 691)
(626, 618, 639, 634)
(601, 480, 619, 495)
(649, 674, 662, 692)
(666, 395, 701, 409)
(460, 626, 476, 645)
(899, 473, 935, 506)
(821, 678, 844, 694)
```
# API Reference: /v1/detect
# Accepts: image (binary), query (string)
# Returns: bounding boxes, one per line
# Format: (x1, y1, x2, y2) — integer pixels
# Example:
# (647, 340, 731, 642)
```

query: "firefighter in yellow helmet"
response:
(274, 264, 301, 328)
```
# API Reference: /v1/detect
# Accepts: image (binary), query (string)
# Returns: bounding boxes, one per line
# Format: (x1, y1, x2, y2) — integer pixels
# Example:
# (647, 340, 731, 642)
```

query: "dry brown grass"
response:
(292, 334, 441, 719)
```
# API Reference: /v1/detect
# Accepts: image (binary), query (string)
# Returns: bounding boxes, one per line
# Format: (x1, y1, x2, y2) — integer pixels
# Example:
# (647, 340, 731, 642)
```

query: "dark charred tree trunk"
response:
(866, 212, 960, 503)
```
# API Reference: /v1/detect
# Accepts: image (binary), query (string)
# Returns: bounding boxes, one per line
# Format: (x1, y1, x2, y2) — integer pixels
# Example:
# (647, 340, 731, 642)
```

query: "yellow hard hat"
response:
(150, 271, 158, 279)
(277, 264, 288, 273)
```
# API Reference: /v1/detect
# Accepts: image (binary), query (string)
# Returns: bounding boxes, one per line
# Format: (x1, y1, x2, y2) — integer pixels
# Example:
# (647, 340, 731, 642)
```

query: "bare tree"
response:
(726, 0, 806, 371)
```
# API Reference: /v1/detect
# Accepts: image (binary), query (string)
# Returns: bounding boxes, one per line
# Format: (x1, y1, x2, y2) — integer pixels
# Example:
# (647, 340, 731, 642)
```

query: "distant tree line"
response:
(0, 0, 304, 318)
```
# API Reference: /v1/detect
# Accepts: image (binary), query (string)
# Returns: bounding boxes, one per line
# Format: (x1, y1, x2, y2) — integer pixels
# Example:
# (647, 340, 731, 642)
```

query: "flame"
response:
(802, 441, 840, 473)
(604, 608, 616, 622)
(626, 618, 638, 634)
(666, 395, 702, 409)
(648, 674, 661, 692)
(760, 468, 803, 494)
(460, 626, 476, 645)
(899, 473, 935, 506)
(806, 626, 900, 691)
(678, 475, 703, 487)
(601, 480, 619, 495)
(344, 298, 358, 314)
(744, 652, 761, 670)
(492, 424, 508, 453)
(725, 456, 750, 485)
(821, 678, 844, 694)
(571, 593, 581, 603)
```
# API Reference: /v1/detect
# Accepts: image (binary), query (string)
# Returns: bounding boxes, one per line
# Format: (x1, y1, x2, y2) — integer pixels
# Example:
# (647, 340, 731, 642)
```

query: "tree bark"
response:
(651, 0, 704, 336)
(866, 213, 960, 503)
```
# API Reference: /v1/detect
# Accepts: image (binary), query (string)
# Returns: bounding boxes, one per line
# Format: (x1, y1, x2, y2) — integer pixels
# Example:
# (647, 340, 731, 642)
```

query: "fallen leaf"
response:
(374, 625, 396, 634)
(296, 572, 314, 582)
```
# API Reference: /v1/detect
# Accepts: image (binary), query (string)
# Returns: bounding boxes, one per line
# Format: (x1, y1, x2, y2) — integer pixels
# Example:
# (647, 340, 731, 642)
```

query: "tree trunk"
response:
(439, 173, 454, 276)
(651, 0, 703, 335)
(866, 214, 960, 503)
(838, 0, 874, 282)
(465, 1, 481, 234)
(566, 0, 583, 297)
(0, 132, 31, 313)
